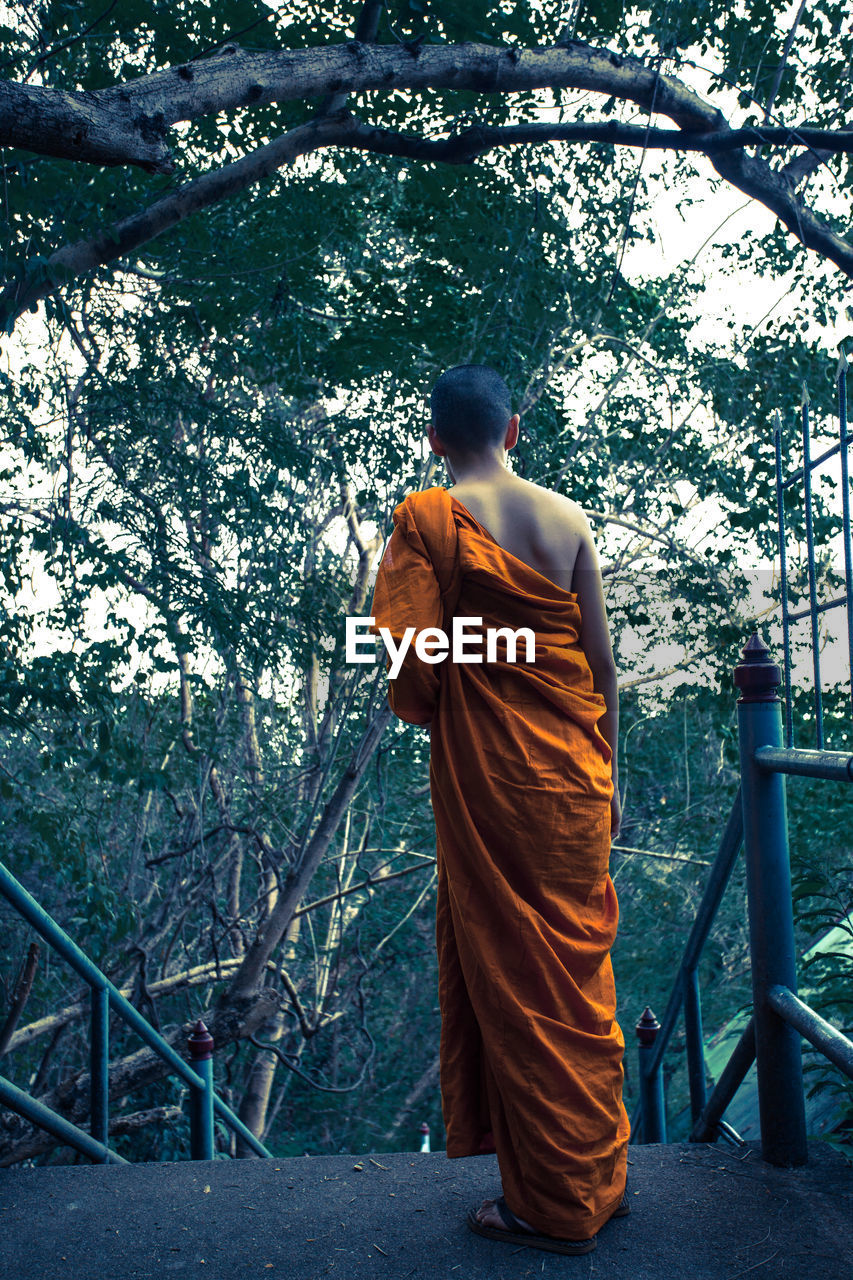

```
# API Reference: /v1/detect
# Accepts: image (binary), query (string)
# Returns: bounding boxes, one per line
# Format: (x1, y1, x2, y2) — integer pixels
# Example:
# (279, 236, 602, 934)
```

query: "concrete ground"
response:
(0, 1140, 850, 1280)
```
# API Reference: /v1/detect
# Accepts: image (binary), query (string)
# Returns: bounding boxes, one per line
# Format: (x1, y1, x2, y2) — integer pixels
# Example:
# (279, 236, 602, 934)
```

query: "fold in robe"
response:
(369, 485, 630, 1239)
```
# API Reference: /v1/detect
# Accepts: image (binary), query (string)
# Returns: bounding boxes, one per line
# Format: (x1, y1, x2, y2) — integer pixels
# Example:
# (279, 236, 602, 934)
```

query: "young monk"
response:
(369, 365, 630, 1256)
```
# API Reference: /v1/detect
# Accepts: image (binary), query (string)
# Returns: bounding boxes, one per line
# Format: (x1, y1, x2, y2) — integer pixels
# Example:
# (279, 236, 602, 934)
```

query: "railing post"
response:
(734, 633, 808, 1167)
(636, 1006, 666, 1143)
(682, 966, 707, 1124)
(90, 984, 110, 1157)
(188, 1020, 215, 1161)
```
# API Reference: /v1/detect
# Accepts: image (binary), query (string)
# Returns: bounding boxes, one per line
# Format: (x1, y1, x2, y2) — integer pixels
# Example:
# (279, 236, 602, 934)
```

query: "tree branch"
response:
(0, 943, 39, 1056)
(4, 958, 243, 1054)
(340, 118, 853, 162)
(224, 701, 393, 1003)
(0, 986, 282, 1166)
(337, 117, 853, 277)
(763, 0, 808, 123)
(0, 40, 725, 171)
(8, 36, 852, 173)
(0, 1103, 183, 1166)
(293, 859, 434, 919)
(4, 76, 853, 329)
(0, 116, 344, 328)
(710, 144, 853, 275)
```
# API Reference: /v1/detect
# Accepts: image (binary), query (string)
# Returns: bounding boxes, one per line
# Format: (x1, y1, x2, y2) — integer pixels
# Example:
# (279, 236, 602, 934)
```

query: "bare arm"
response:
(571, 519, 621, 838)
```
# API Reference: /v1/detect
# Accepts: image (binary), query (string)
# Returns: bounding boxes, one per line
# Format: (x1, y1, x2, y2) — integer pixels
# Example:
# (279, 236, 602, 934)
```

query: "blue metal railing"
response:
(0, 861, 272, 1164)
(633, 635, 853, 1162)
(630, 791, 744, 1138)
(774, 351, 853, 748)
(633, 357, 853, 1165)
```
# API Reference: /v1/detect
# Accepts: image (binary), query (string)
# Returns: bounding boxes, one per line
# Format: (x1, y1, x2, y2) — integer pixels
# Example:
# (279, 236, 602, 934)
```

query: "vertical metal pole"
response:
(734, 634, 808, 1167)
(800, 386, 824, 748)
(188, 1020, 215, 1161)
(90, 985, 109, 1157)
(682, 967, 707, 1123)
(636, 1007, 666, 1143)
(837, 348, 853, 721)
(773, 409, 794, 748)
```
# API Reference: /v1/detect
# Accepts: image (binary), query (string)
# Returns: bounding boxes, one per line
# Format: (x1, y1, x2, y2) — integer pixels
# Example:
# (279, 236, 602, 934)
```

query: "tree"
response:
(1, 1, 850, 1162)
(1, 0, 853, 329)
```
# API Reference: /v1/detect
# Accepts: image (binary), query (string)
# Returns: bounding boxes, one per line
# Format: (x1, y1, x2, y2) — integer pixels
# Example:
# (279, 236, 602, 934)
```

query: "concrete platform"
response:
(0, 1140, 850, 1280)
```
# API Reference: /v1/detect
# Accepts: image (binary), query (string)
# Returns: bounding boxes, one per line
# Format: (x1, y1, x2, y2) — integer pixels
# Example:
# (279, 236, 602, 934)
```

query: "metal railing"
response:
(633, 634, 853, 1163)
(0, 861, 272, 1164)
(774, 352, 853, 749)
(631, 790, 744, 1142)
(633, 357, 853, 1165)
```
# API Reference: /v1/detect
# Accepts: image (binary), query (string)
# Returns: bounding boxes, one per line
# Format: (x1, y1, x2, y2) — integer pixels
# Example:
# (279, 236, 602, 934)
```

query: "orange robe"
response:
(369, 485, 629, 1239)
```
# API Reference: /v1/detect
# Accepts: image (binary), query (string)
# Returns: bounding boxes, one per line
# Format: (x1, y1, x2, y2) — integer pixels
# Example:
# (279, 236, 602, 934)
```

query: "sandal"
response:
(466, 1188, 630, 1256)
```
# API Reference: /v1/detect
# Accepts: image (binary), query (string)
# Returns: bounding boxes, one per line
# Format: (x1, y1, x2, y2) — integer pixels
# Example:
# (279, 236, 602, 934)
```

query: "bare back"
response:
(447, 474, 587, 595)
(446, 467, 619, 830)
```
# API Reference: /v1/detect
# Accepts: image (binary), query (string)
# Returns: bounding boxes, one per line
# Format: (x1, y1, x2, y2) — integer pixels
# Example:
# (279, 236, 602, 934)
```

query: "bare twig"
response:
(0, 943, 39, 1056)
(25, 1, 121, 80)
(249, 1033, 374, 1094)
(293, 859, 435, 919)
(763, 0, 807, 123)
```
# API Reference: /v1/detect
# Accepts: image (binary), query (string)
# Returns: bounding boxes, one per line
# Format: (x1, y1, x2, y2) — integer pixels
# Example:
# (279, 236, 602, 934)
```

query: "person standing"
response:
(369, 365, 630, 1255)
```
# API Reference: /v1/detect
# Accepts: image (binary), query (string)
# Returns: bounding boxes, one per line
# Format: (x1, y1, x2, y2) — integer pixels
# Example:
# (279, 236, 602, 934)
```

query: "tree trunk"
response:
(235, 1008, 287, 1156)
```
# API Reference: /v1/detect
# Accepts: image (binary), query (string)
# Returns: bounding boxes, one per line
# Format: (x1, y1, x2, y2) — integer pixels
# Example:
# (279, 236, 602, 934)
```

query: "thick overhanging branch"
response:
(7, 38, 852, 173)
(3, 104, 852, 330)
(0, 116, 344, 329)
(1, 40, 724, 171)
(343, 120, 853, 162)
(0, 79, 174, 172)
(710, 147, 853, 277)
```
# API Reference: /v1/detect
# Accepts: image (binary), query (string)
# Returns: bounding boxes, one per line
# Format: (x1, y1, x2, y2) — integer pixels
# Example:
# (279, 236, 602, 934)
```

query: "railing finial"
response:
(734, 633, 781, 704)
(188, 1019, 214, 1061)
(635, 1006, 660, 1045)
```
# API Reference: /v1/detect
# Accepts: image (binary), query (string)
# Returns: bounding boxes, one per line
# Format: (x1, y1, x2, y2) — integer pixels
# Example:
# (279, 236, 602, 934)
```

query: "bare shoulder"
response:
(516, 478, 591, 538)
(449, 475, 592, 545)
(448, 474, 592, 590)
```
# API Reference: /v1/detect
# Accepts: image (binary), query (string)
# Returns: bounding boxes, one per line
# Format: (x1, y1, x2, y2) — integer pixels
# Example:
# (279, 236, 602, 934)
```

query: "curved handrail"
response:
(630, 788, 743, 1138)
(0, 860, 271, 1161)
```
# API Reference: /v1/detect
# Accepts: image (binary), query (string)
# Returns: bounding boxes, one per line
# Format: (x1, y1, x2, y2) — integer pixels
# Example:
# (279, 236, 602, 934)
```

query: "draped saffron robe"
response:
(369, 485, 630, 1239)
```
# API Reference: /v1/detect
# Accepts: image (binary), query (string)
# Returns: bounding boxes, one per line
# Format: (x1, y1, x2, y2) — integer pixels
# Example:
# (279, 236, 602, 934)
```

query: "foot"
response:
(468, 1183, 628, 1258)
(467, 1195, 598, 1255)
(473, 1197, 535, 1234)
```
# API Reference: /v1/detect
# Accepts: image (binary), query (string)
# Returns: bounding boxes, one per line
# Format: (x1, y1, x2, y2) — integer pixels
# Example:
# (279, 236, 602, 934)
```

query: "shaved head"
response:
(430, 365, 513, 454)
